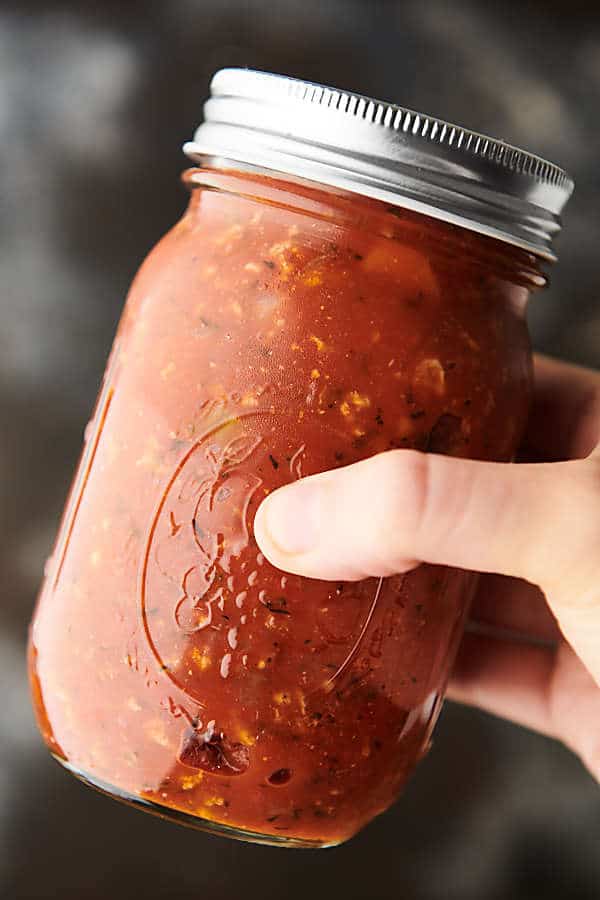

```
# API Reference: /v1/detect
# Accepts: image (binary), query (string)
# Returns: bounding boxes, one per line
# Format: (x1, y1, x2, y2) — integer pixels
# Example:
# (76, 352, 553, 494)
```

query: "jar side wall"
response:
(29, 170, 535, 845)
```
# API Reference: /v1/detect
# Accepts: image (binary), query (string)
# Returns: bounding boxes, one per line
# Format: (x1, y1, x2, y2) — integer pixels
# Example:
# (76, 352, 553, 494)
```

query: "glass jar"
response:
(29, 70, 573, 848)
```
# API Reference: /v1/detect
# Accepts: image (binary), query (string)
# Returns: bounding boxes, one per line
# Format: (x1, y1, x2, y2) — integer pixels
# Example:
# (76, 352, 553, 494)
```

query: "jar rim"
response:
(184, 68, 574, 263)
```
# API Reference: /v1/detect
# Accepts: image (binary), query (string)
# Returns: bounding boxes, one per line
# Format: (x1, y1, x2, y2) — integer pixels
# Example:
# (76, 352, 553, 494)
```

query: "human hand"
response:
(254, 355, 600, 780)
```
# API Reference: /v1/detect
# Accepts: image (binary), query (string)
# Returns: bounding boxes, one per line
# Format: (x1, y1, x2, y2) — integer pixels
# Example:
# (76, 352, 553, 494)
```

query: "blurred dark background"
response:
(2, 1, 600, 898)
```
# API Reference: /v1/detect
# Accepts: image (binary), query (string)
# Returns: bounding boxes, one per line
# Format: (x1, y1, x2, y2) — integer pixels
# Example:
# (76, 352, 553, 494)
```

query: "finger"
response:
(521, 355, 600, 462)
(469, 575, 561, 644)
(449, 635, 600, 782)
(447, 631, 557, 738)
(254, 450, 598, 589)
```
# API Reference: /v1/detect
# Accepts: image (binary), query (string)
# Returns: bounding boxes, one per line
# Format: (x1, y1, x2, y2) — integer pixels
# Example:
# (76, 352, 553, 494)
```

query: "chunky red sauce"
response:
(29, 168, 537, 846)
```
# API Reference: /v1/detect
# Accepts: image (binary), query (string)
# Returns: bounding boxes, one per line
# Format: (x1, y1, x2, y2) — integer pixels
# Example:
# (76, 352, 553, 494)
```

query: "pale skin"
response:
(254, 355, 600, 781)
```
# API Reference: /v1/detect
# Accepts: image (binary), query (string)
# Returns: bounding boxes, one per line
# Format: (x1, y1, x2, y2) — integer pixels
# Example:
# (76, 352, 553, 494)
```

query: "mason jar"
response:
(29, 69, 573, 847)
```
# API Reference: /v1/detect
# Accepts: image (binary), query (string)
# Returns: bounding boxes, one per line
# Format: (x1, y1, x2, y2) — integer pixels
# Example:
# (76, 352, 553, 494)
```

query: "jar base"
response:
(54, 755, 341, 849)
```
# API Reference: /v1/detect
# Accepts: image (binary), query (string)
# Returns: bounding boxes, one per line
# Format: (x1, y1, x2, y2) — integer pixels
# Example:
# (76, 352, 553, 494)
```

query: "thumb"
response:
(254, 449, 600, 688)
(254, 449, 599, 591)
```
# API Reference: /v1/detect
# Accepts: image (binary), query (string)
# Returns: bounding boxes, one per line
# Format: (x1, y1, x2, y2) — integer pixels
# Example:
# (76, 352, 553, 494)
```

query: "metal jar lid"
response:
(184, 68, 574, 261)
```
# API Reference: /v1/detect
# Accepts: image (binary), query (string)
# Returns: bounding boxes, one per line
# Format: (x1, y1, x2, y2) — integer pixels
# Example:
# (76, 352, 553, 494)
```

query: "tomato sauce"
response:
(29, 167, 539, 845)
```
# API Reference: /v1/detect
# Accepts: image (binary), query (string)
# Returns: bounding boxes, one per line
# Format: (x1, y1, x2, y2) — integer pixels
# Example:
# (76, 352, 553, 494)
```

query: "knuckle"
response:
(536, 458, 600, 597)
(367, 450, 430, 572)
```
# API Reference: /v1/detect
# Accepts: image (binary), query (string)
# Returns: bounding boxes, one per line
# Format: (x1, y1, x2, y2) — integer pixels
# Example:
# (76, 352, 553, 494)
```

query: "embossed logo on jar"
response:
(140, 400, 383, 716)
(140, 405, 270, 704)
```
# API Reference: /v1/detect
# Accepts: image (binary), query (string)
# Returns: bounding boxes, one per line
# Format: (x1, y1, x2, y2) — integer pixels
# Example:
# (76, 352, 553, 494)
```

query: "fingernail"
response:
(259, 482, 322, 555)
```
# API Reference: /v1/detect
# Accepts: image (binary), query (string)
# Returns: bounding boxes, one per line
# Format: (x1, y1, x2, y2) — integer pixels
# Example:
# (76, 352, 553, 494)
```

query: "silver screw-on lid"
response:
(184, 68, 574, 261)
